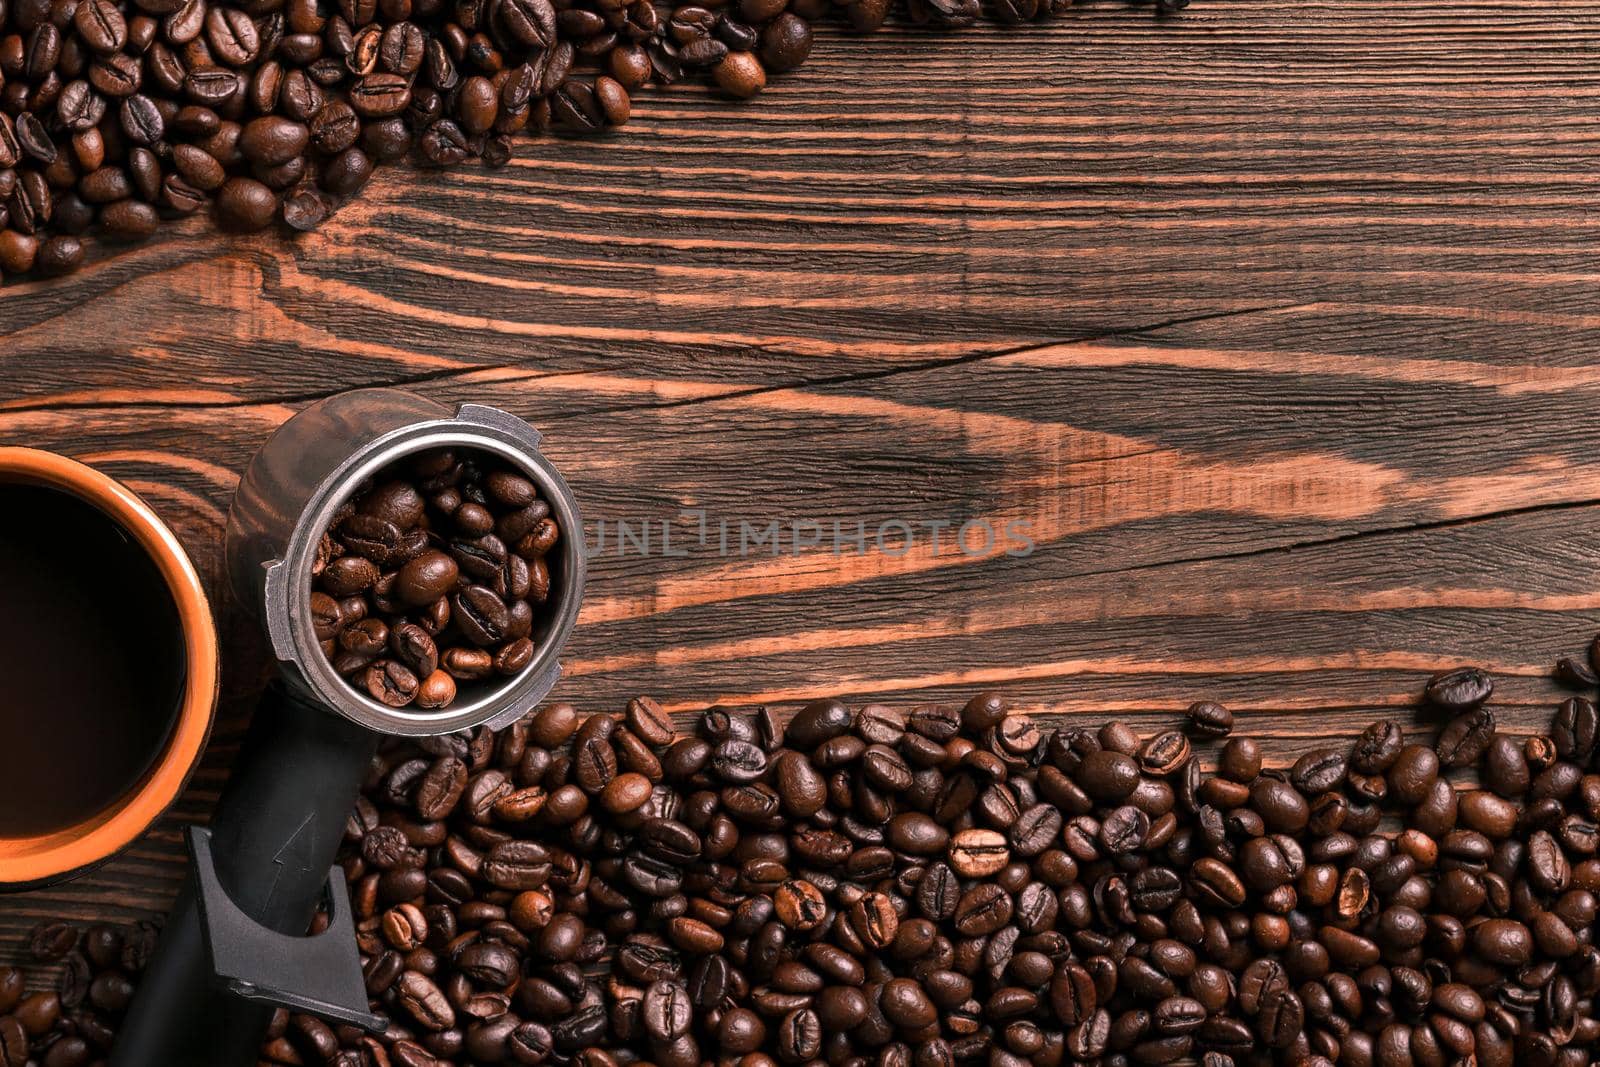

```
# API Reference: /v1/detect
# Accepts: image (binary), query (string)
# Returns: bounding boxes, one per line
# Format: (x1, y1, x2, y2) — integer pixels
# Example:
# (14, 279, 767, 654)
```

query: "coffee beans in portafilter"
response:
(312, 446, 560, 710)
(0, 0, 1188, 287)
(14, 639, 1600, 1066)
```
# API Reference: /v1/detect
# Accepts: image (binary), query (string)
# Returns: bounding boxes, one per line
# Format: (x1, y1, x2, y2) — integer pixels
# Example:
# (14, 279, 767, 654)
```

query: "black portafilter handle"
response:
(112, 683, 384, 1067)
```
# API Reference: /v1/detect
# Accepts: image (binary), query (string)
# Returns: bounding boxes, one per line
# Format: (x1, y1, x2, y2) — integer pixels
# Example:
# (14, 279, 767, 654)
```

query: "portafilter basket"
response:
(114, 389, 586, 1066)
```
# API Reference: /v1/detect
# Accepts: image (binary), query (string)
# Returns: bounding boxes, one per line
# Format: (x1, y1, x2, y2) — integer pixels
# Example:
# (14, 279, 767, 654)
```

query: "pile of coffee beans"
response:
(0, 0, 1186, 285)
(312, 446, 561, 711)
(1, 919, 159, 1066)
(10, 640, 1600, 1066)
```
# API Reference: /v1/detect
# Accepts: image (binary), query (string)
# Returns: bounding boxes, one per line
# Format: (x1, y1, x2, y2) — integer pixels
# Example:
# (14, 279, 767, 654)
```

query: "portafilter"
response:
(113, 388, 586, 1065)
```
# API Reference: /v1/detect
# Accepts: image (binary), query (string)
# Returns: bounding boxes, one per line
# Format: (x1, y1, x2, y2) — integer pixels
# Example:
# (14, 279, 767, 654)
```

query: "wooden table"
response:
(1, 0, 1597, 959)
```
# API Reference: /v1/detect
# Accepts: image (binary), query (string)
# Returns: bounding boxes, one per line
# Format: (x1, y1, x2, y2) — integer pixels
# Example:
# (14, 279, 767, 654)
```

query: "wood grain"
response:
(2, 0, 1599, 966)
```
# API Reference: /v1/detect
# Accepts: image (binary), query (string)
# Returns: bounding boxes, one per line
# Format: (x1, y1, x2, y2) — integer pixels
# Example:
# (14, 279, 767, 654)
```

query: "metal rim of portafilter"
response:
(233, 391, 586, 735)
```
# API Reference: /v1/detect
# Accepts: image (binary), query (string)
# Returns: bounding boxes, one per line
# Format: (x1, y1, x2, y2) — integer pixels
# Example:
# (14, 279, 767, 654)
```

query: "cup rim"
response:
(0, 447, 219, 890)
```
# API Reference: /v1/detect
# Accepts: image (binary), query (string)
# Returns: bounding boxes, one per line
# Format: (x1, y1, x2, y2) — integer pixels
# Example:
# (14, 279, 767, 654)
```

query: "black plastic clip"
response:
(187, 826, 385, 1033)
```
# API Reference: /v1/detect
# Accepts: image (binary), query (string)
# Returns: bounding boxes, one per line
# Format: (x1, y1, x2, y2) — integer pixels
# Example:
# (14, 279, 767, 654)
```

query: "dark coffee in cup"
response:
(0, 485, 187, 838)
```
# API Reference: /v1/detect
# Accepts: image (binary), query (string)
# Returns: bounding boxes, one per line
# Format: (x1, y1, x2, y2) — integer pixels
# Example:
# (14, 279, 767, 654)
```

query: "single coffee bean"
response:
(642, 980, 692, 1040)
(416, 669, 456, 709)
(27, 234, 81, 278)
(1389, 744, 1442, 806)
(1185, 700, 1233, 738)
(948, 828, 1009, 878)
(239, 116, 310, 166)
(760, 12, 811, 71)
(1352, 719, 1404, 773)
(1553, 697, 1599, 762)
(214, 177, 278, 231)
(1554, 654, 1598, 689)
(626, 695, 676, 747)
(1138, 731, 1190, 775)
(28, 924, 76, 961)
(1290, 747, 1347, 794)
(454, 585, 511, 647)
(443, 647, 493, 680)
(366, 660, 420, 707)
(75, 0, 129, 52)
(396, 971, 454, 1031)
(323, 147, 375, 195)
(100, 200, 160, 241)
(119, 94, 165, 145)
(1473, 918, 1533, 966)
(1437, 706, 1497, 768)
(880, 977, 936, 1029)
(1078, 750, 1140, 802)
(1424, 666, 1493, 711)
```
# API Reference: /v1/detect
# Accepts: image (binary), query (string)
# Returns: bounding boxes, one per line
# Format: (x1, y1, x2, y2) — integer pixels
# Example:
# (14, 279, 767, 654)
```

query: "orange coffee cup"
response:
(0, 448, 219, 890)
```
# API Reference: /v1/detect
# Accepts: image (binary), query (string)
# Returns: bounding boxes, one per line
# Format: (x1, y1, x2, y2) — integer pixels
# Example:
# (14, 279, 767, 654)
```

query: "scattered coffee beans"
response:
(12, 636, 1600, 1066)
(312, 446, 560, 710)
(0, 0, 1186, 286)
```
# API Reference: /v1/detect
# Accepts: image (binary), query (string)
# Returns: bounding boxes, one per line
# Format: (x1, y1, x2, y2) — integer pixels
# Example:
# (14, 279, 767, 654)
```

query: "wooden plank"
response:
(4, 2, 1600, 404)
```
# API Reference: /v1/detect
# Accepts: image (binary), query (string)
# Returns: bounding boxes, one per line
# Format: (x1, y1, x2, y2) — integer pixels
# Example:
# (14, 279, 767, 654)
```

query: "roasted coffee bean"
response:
(1553, 697, 1599, 762)
(952, 882, 1012, 936)
(1283, 750, 1342, 797)
(642, 979, 692, 1040)
(365, 660, 420, 707)
(1079, 749, 1140, 801)
(396, 970, 454, 1030)
(28, 924, 76, 961)
(498, 0, 557, 46)
(1390, 743, 1442, 806)
(1100, 804, 1149, 854)
(350, 71, 411, 116)
(322, 146, 374, 195)
(1191, 857, 1245, 907)
(415, 756, 467, 818)
(759, 12, 811, 71)
(1474, 918, 1533, 966)
(0, 1017, 25, 1067)
(307, 101, 361, 154)
(1351, 719, 1404, 774)
(1185, 700, 1233, 738)
(773, 878, 827, 930)
(1138, 731, 1190, 775)
(713, 50, 761, 97)
(240, 115, 310, 165)
(1255, 988, 1303, 1048)
(713, 738, 768, 782)
(408, 668, 453, 709)
(77, 0, 129, 51)
(453, 584, 510, 646)
(948, 827, 1009, 877)
(626, 695, 676, 747)
(0, 119, 21, 170)
(1251, 777, 1310, 832)
(1050, 962, 1096, 1026)
(1556, 652, 1599, 689)
(214, 176, 278, 231)
(277, 182, 330, 230)
(14, 115, 55, 165)
(1434, 705, 1496, 768)
(34, 236, 85, 277)
(1425, 666, 1494, 711)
